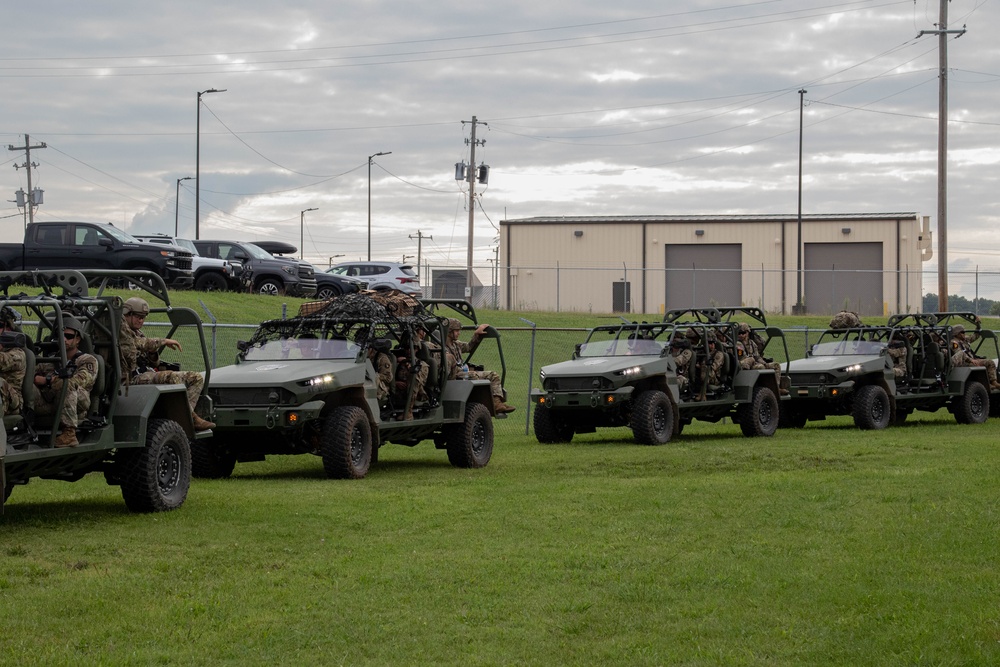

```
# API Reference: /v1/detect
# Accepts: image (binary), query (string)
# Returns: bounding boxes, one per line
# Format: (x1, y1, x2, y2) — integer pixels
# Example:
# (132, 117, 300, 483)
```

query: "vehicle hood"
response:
(541, 355, 670, 378)
(210, 358, 368, 388)
(786, 354, 885, 372)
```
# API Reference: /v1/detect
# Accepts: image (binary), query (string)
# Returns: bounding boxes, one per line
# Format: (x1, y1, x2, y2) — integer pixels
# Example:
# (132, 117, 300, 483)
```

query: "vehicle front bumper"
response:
(212, 400, 327, 431)
(164, 268, 195, 289)
(531, 386, 635, 410)
(287, 278, 318, 298)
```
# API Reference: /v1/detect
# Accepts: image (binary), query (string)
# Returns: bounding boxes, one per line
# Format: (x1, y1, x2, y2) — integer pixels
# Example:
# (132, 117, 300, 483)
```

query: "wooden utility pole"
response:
(919, 1, 966, 311)
(462, 116, 487, 298)
(409, 230, 432, 278)
(8, 134, 46, 227)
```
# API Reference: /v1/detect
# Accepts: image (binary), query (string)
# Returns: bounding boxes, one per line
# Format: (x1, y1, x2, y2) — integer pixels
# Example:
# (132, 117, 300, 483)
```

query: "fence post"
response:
(519, 317, 537, 435)
(199, 299, 219, 369)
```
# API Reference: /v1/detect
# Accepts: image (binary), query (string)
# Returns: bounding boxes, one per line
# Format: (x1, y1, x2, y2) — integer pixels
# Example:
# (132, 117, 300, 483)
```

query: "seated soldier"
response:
(444, 318, 515, 414)
(736, 322, 789, 395)
(33, 316, 98, 448)
(669, 332, 693, 394)
(887, 336, 907, 379)
(0, 306, 26, 421)
(950, 324, 1000, 390)
(365, 339, 394, 406)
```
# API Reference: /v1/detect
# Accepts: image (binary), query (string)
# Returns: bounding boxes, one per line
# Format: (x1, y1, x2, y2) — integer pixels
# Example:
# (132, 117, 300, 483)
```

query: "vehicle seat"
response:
(418, 342, 441, 402)
(82, 230, 99, 246)
(3, 346, 38, 436)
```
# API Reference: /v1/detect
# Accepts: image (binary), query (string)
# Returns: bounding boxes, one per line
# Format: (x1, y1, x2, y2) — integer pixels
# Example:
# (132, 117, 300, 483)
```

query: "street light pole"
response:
(368, 151, 391, 261)
(794, 88, 806, 315)
(195, 88, 226, 240)
(175, 177, 193, 237)
(300, 208, 318, 261)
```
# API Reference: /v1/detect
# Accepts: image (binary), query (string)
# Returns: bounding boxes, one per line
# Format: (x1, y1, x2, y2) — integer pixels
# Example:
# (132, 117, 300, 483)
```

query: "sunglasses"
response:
(64, 331, 79, 340)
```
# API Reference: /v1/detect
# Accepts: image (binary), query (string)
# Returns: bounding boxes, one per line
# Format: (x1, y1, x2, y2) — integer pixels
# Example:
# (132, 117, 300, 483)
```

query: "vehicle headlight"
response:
(159, 250, 176, 258)
(305, 374, 335, 393)
(616, 366, 643, 377)
(281, 265, 296, 276)
(838, 363, 863, 374)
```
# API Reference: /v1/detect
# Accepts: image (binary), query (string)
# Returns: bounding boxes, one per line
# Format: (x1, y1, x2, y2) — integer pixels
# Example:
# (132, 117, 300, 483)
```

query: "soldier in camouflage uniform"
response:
(736, 322, 788, 395)
(669, 332, 693, 394)
(33, 316, 98, 448)
(887, 337, 908, 379)
(444, 318, 515, 414)
(120, 297, 216, 431)
(0, 307, 26, 419)
(950, 324, 1000, 390)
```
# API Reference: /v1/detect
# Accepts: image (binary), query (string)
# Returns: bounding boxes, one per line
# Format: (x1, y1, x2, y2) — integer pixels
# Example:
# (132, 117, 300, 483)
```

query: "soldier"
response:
(366, 340, 394, 405)
(33, 316, 98, 448)
(669, 332, 693, 394)
(736, 322, 789, 395)
(444, 318, 515, 414)
(950, 324, 1000, 390)
(887, 336, 908, 379)
(0, 306, 27, 419)
(693, 332, 726, 400)
(120, 297, 216, 431)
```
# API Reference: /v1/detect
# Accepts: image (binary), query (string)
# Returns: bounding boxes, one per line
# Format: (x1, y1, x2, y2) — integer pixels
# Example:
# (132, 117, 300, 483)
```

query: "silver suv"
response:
(329, 261, 422, 297)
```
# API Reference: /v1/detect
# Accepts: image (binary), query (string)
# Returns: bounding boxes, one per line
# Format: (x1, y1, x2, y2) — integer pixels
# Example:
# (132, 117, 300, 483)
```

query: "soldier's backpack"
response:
(829, 310, 862, 329)
(365, 288, 422, 317)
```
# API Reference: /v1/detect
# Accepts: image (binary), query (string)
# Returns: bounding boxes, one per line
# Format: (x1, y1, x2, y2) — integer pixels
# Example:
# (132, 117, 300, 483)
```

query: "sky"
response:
(2, 0, 998, 295)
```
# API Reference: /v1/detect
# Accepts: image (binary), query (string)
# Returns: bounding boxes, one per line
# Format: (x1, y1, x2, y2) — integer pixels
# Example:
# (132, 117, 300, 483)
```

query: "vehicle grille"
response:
(209, 387, 298, 407)
(299, 265, 314, 279)
(176, 255, 194, 271)
(789, 373, 833, 385)
(543, 376, 614, 391)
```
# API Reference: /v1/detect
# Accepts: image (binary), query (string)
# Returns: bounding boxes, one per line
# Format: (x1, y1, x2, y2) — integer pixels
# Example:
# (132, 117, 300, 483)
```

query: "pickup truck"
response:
(193, 239, 317, 297)
(0, 221, 194, 289)
(134, 234, 242, 292)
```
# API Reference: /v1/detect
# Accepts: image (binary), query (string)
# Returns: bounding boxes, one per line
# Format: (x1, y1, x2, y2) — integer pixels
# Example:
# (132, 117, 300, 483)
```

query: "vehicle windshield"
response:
(102, 224, 140, 243)
(173, 238, 198, 254)
(811, 339, 886, 356)
(243, 243, 278, 260)
(579, 330, 665, 357)
(243, 338, 361, 361)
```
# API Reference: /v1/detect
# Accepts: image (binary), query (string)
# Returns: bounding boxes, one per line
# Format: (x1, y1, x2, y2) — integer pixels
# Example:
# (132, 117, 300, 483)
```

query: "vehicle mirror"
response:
(98, 238, 113, 247)
(236, 340, 249, 352)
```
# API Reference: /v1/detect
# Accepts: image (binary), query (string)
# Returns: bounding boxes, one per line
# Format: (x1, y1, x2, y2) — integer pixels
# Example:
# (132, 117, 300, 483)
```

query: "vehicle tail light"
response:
(396, 277, 418, 284)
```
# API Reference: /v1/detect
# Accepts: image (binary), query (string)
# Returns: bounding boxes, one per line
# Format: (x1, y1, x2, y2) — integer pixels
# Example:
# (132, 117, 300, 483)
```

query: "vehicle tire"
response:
(446, 402, 494, 468)
(736, 385, 779, 437)
(316, 285, 341, 300)
(533, 407, 574, 443)
(955, 381, 989, 425)
(852, 384, 891, 430)
(195, 272, 228, 292)
(191, 438, 237, 479)
(321, 406, 372, 479)
(779, 405, 807, 429)
(630, 390, 673, 445)
(255, 278, 285, 296)
(119, 418, 191, 513)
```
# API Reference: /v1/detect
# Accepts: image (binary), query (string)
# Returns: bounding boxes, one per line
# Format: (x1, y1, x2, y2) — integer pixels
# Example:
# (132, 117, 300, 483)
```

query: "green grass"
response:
(5, 291, 1000, 664)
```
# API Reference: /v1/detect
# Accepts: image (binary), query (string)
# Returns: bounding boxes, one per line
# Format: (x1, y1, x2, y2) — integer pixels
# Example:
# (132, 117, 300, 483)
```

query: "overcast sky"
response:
(2, 1, 998, 293)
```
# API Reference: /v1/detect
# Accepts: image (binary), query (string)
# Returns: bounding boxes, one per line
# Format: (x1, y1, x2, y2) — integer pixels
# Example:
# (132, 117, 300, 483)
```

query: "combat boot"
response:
(991, 381, 1000, 391)
(192, 414, 216, 431)
(54, 426, 79, 448)
(493, 396, 516, 414)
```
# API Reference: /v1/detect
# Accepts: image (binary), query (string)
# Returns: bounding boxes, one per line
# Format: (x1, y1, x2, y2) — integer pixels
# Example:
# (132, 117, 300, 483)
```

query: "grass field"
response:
(4, 292, 1000, 664)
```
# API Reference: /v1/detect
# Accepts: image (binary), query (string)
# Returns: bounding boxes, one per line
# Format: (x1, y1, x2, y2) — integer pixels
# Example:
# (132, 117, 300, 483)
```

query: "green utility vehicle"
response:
(2, 269, 213, 513)
(530, 307, 786, 444)
(780, 311, 997, 429)
(195, 295, 505, 480)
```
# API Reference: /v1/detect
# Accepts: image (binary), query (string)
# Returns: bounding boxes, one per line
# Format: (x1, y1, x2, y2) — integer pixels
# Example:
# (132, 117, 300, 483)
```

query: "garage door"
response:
(664, 244, 741, 310)
(804, 242, 883, 316)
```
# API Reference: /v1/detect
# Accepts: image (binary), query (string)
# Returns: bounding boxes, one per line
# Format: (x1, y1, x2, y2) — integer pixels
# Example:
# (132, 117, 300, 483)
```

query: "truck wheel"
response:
(195, 272, 228, 292)
(736, 386, 778, 437)
(321, 406, 372, 479)
(853, 384, 891, 430)
(316, 285, 341, 300)
(630, 390, 673, 445)
(446, 402, 494, 468)
(191, 438, 237, 479)
(119, 418, 191, 513)
(255, 278, 285, 296)
(955, 381, 989, 424)
(533, 407, 574, 443)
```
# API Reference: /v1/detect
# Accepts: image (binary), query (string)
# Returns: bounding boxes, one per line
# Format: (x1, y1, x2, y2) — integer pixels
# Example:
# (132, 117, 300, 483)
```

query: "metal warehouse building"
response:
(499, 213, 932, 316)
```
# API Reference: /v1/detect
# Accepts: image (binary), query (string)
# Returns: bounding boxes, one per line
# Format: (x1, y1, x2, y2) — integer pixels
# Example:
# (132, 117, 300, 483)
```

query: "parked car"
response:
(193, 240, 317, 298)
(315, 270, 367, 300)
(328, 261, 423, 296)
(134, 234, 242, 292)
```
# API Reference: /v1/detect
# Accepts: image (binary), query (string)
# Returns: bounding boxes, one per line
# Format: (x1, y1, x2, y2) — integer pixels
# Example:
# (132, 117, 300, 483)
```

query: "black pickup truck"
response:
(0, 221, 194, 289)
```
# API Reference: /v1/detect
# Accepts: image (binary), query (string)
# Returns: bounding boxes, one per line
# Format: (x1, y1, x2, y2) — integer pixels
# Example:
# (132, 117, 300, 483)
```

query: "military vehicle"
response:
(195, 294, 505, 480)
(779, 311, 997, 429)
(530, 307, 787, 444)
(2, 269, 213, 513)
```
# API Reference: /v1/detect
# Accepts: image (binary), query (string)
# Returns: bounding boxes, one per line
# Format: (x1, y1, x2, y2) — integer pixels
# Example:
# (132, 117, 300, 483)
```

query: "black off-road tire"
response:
(853, 384, 891, 430)
(630, 390, 673, 445)
(736, 385, 779, 437)
(321, 406, 372, 479)
(195, 272, 228, 292)
(316, 285, 341, 300)
(446, 402, 494, 468)
(533, 407, 574, 444)
(255, 278, 285, 296)
(119, 418, 191, 513)
(191, 438, 237, 479)
(955, 381, 989, 425)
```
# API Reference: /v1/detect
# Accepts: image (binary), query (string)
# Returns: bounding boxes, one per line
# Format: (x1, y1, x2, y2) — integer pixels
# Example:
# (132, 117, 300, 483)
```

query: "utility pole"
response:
(409, 230, 432, 278)
(462, 116, 487, 298)
(8, 134, 46, 227)
(919, 1, 966, 311)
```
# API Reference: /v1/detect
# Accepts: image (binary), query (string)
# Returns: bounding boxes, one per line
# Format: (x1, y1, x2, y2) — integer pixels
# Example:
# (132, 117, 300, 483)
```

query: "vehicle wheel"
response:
(853, 384, 891, 430)
(779, 405, 807, 429)
(255, 278, 285, 296)
(119, 418, 191, 513)
(321, 406, 372, 479)
(955, 381, 989, 424)
(736, 386, 778, 437)
(630, 390, 673, 445)
(191, 438, 237, 479)
(316, 285, 341, 300)
(533, 407, 574, 443)
(446, 402, 494, 468)
(195, 272, 228, 292)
